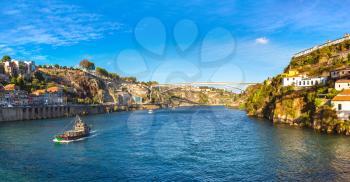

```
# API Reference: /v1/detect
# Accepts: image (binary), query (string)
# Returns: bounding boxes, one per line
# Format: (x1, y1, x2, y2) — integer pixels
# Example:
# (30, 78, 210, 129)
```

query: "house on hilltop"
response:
(282, 74, 327, 87)
(331, 89, 350, 120)
(2, 59, 36, 79)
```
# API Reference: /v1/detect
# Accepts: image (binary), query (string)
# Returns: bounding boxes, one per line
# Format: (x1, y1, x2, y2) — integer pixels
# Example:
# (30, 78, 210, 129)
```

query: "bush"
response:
(96, 67, 109, 77)
(79, 59, 95, 70)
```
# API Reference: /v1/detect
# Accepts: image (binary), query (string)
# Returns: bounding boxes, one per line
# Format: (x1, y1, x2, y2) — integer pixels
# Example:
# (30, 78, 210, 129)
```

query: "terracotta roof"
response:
(4, 84, 16, 91)
(47, 86, 60, 93)
(340, 89, 350, 95)
(32, 89, 46, 96)
(332, 96, 350, 101)
(335, 79, 350, 83)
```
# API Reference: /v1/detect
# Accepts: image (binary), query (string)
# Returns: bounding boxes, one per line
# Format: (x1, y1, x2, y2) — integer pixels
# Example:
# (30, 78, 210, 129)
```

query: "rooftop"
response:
(336, 79, 350, 83)
(332, 95, 350, 101)
(4, 84, 17, 91)
(336, 89, 350, 96)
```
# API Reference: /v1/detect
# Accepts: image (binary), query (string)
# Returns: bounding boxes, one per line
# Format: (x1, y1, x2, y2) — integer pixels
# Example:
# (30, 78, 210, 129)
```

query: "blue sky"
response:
(0, 0, 349, 83)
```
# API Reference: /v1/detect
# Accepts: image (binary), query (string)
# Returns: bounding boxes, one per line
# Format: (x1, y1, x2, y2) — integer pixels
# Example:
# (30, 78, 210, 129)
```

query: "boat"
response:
(148, 109, 153, 114)
(53, 115, 91, 143)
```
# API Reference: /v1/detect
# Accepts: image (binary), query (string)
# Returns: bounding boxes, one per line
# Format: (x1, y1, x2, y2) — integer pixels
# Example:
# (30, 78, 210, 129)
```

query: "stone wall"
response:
(0, 104, 167, 122)
(293, 34, 350, 58)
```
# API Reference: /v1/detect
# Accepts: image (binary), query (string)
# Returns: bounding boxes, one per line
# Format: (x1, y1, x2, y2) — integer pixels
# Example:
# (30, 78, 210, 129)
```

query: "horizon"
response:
(1, 1, 349, 84)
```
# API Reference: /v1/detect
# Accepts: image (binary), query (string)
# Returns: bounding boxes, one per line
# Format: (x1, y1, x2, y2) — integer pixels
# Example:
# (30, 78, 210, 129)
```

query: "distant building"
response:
(0, 88, 29, 107)
(2, 59, 36, 78)
(330, 68, 350, 79)
(335, 80, 350, 90)
(31, 86, 65, 105)
(4, 84, 18, 91)
(282, 75, 327, 87)
(132, 95, 143, 104)
(332, 89, 350, 120)
(117, 92, 131, 106)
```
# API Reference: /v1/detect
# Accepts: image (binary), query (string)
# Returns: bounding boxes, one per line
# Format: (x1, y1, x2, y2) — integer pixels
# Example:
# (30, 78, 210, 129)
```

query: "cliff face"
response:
(39, 68, 120, 103)
(39, 68, 236, 106)
(242, 38, 350, 135)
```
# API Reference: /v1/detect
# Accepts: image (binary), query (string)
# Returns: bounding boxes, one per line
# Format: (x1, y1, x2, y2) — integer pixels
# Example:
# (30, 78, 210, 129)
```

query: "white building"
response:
(282, 75, 327, 87)
(330, 68, 350, 79)
(335, 80, 350, 91)
(331, 89, 350, 120)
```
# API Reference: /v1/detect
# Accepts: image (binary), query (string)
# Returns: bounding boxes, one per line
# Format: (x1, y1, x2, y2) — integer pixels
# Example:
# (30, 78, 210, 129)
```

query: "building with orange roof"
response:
(4, 84, 17, 91)
(31, 87, 65, 105)
(332, 89, 350, 120)
(46, 86, 62, 93)
(335, 79, 350, 91)
(32, 89, 46, 96)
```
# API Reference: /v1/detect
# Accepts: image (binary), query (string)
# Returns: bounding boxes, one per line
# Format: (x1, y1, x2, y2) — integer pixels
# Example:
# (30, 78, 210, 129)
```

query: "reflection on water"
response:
(0, 106, 350, 181)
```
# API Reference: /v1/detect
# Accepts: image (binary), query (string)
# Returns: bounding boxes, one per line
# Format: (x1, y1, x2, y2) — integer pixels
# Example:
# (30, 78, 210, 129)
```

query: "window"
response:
(299, 81, 301, 85)
(293, 78, 295, 80)
(315, 81, 318, 84)
(303, 81, 305, 85)
(311, 81, 313, 85)
(338, 104, 342, 111)
(287, 78, 289, 81)
(307, 81, 309, 85)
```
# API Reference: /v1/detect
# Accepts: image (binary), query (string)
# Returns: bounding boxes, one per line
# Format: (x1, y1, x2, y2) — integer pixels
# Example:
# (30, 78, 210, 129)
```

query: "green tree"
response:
(16, 77, 25, 90)
(123, 77, 137, 83)
(109, 73, 120, 80)
(10, 77, 17, 84)
(1, 55, 11, 62)
(79, 59, 95, 70)
(95, 67, 109, 77)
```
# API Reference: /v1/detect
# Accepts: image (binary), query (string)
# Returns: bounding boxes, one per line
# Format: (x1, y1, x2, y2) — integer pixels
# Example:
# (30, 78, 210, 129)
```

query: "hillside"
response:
(0, 58, 237, 107)
(241, 37, 350, 135)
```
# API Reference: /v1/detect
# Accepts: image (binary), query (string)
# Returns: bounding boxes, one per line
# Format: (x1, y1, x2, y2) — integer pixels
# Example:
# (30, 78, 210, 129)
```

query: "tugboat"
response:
(53, 115, 91, 143)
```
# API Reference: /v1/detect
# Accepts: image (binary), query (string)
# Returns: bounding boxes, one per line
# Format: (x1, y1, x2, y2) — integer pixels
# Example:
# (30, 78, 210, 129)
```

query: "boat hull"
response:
(53, 133, 90, 143)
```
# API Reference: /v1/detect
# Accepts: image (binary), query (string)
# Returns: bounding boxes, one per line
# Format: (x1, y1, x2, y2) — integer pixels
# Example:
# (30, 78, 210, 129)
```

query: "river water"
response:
(0, 106, 350, 181)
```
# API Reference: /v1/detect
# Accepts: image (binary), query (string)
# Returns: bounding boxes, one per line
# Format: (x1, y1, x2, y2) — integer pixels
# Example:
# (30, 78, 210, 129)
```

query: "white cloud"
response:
(0, 1, 123, 46)
(0, 44, 14, 54)
(255, 37, 269, 44)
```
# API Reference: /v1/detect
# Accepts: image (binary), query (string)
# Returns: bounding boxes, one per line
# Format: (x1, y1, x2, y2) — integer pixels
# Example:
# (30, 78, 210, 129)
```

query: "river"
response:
(0, 106, 349, 181)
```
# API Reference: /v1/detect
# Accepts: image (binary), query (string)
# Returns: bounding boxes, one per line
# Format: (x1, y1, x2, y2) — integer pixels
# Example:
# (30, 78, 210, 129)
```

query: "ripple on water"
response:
(1, 106, 350, 181)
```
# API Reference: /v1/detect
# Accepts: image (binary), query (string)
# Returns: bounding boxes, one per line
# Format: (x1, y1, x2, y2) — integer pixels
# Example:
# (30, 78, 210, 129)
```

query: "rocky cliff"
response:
(241, 37, 350, 135)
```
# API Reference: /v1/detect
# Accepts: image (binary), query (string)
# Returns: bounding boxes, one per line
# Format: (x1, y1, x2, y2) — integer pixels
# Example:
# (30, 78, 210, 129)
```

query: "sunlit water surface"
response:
(1, 106, 350, 181)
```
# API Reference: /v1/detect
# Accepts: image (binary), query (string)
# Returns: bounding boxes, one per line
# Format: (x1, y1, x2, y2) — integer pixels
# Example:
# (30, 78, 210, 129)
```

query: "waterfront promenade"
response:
(0, 103, 167, 122)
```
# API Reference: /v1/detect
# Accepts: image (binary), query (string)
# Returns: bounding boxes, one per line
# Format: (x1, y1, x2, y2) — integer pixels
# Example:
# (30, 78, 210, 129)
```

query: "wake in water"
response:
(53, 130, 98, 144)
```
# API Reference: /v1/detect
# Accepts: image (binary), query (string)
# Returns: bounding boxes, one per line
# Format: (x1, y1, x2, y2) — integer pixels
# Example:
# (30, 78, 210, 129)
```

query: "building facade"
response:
(2, 60, 36, 79)
(331, 89, 350, 120)
(330, 68, 350, 79)
(282, 76, 327, 87)
(335, 80, 350, 90)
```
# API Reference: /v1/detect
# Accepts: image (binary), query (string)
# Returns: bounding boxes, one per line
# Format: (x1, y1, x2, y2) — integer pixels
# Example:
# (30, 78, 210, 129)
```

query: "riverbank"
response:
(0, 104, 168, 122)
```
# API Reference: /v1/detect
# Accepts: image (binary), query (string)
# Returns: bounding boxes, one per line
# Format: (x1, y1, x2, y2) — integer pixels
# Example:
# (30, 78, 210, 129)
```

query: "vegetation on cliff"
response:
(242, 38, 350, 135)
